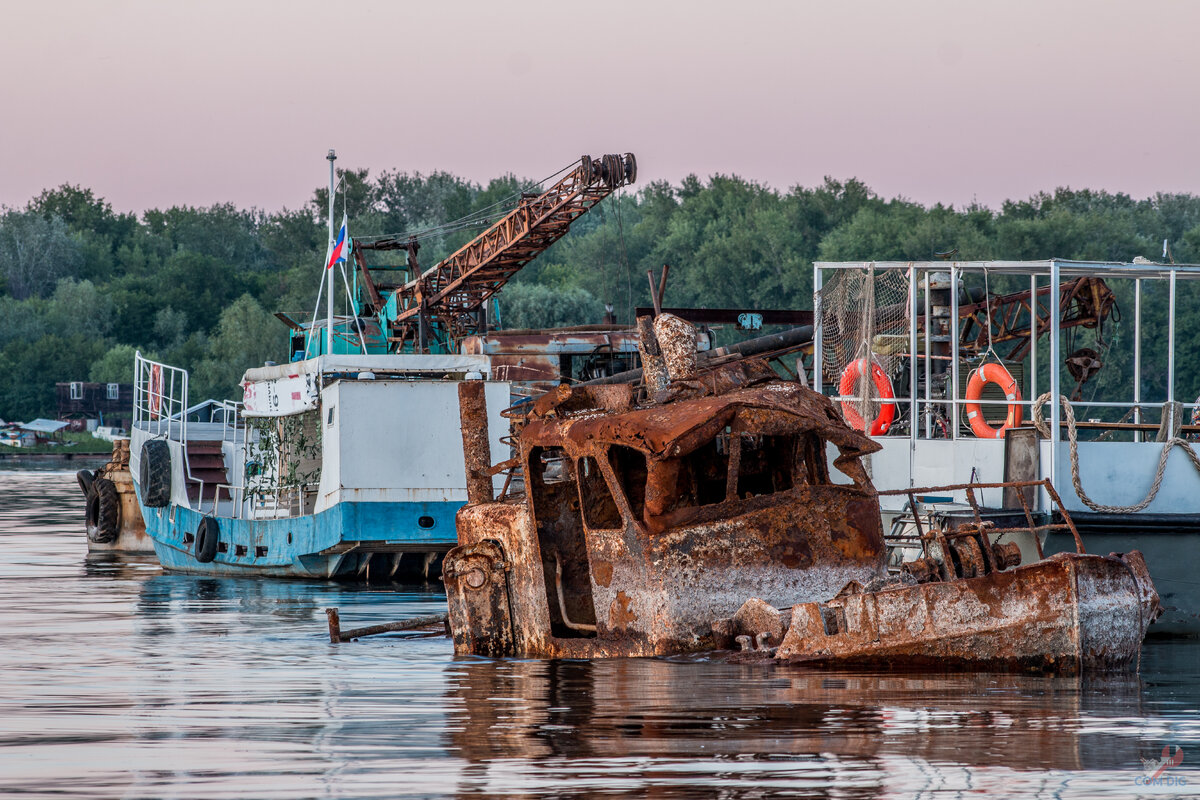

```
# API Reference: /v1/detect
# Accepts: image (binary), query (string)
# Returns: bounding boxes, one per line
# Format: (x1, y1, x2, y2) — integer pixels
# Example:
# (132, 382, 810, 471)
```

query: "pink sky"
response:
(3, 0, 1197, 214)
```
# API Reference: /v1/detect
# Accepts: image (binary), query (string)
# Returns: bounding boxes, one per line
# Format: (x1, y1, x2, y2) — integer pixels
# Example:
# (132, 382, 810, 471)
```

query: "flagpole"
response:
(326, 149, 337, 356)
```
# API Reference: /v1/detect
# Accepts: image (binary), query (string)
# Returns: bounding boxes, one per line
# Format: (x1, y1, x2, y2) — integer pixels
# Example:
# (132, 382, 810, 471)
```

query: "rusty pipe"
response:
(553, 552, 597, 633)
(457, 381, 494, 505)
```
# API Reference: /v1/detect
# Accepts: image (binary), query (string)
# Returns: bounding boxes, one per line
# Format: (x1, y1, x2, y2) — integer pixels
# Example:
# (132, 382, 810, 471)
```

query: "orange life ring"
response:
(965, 363, 1023, 439)
(149, 363, 163, 419)
(838, 358, 896, 436)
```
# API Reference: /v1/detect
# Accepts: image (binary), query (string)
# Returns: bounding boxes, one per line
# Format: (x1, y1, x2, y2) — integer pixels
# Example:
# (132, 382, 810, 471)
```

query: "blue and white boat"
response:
(127, 150, 636, 579)
(129, 352, 510, 578)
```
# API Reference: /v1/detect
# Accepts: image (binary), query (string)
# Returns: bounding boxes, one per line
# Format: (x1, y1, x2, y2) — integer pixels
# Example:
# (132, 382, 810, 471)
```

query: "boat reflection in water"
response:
(445, 657, 1158, 797)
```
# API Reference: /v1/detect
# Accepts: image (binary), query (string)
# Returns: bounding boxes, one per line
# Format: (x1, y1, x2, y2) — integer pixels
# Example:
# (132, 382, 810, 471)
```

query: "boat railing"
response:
(826, 392, 1200, 441)
(134, 351, 189, 442)
(879, 478, 1083, 561)
(192, 481, 318, 520)
(247, 483, 319, 519)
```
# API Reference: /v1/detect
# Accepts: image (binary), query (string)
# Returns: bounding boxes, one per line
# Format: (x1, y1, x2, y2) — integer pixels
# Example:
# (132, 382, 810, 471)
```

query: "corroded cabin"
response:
(445, 360, 887, 658)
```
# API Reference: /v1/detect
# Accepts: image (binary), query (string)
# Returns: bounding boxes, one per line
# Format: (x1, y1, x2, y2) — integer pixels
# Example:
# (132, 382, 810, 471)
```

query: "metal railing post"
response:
(1049, 260, 1061, 497)
(1134, 278, 1142, 443)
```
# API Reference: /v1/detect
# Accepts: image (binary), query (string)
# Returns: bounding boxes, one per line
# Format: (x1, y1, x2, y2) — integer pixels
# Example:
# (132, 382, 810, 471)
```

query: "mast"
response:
(326, 149, 337, 356)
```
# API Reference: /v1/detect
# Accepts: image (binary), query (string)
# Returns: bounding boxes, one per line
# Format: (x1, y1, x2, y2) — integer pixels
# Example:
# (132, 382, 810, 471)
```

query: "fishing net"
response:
(819, 265, 910, 428)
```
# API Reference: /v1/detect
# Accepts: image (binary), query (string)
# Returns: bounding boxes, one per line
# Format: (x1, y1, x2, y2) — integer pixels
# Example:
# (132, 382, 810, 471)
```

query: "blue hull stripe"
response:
(137, 486, 460, 578)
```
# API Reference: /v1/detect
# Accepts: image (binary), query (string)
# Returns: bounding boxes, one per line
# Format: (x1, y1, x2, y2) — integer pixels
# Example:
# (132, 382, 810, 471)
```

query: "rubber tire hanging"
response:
(140, 439, 172, 507)
(76, 469, 94, 497)
(86, 477, 120, 544)
(194, 516, 219, 563)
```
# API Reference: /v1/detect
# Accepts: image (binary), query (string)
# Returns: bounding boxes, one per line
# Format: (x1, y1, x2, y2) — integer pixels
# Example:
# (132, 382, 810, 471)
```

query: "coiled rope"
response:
(1030, 393, 1200, 513)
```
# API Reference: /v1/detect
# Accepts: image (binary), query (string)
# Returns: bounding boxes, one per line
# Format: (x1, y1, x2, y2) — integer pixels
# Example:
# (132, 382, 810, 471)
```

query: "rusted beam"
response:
(325, 608, 448, 643)
(457, 381, 494, 506)
(636, 307, 814, 326)
(579, 324, 813, 386)
(353, 246, 384, 312)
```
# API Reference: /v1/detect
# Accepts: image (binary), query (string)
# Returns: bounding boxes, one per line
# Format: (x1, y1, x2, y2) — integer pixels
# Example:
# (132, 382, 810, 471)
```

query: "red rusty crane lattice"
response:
(356, 153, 636, 352)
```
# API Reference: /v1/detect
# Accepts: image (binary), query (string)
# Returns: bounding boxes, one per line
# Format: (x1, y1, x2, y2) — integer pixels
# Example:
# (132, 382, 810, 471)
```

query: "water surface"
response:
(1, 471, 1197, 798)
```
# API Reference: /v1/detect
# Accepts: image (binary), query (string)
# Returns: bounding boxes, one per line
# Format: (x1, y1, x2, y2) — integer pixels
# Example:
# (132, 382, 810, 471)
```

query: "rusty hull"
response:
(776, 550, 1159, 673)
(445, 360, 888, 659)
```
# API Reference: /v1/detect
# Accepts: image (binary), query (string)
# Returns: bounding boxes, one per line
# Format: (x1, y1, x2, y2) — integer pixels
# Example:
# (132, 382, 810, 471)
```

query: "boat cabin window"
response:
(649, 431, 831, 519)
(608, 446, 647, 521)
(578, 456, 622, 530)
(536, 446, 571, 485)
(732, 434, 797, 498)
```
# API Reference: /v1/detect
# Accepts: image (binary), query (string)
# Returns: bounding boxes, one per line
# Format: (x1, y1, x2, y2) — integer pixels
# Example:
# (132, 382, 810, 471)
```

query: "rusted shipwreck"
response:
(444, 326, 1160, 671)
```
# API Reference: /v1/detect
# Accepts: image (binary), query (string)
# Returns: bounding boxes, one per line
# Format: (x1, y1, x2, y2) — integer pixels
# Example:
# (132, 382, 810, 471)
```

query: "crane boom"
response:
(356, 153, 636, 352)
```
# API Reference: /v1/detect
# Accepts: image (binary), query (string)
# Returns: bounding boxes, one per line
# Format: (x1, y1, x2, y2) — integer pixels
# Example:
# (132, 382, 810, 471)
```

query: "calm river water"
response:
(1, 468, 1198, 799)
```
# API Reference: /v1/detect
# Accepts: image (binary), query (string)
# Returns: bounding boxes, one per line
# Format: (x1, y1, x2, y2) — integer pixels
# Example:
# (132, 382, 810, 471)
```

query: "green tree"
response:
(0, 211, 84, 299)
(193, 294, 284, 400)
(89, 344, 140, 384)
(44, 278, 114, 340)
(0, 334, 106, 420)
(497, 283, 603, 330)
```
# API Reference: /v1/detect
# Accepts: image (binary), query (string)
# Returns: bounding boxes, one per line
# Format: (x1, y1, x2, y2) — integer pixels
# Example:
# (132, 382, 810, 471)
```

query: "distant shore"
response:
(0, 451, 110, 468)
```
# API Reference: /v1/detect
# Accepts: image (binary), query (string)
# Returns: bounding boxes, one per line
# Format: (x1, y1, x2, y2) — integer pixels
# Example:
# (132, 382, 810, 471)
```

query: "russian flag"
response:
(326, 213, 350, 270)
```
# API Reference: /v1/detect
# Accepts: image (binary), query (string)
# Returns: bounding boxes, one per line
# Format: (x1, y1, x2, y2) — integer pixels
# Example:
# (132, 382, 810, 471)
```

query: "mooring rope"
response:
(1030, 393, 1200, 513)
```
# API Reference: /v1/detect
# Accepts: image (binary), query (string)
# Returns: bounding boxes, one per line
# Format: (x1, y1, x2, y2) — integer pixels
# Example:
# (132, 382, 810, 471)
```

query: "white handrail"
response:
(133, 351, 190, 443)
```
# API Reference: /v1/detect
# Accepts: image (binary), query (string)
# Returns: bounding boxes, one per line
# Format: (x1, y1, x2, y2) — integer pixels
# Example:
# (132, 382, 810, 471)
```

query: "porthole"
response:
(417, 515, 436, 529)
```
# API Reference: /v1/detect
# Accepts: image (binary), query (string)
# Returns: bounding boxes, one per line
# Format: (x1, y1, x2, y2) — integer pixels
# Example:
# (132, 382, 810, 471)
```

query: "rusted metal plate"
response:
(1003, 427, 1040, 509)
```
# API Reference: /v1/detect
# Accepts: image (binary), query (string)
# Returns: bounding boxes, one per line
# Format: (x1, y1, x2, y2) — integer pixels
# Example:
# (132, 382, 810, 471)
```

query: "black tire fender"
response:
(140, 439, 171, 507)
(195, 516, 219, 563)
(76, 469, 95, 498)
(86, 477, 120, 544)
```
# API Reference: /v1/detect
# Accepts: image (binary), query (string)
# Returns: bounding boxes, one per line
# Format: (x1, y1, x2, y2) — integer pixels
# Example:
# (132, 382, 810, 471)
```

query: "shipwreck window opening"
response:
(528, 446, 597, 639)
(563, 351, 637, 383)
(650, 430, 826, 521)
(821, 605, 845, 636)
(608, 446, 648, 521)
(798, 433, 830, 486)
(537, 447, 571, 485)
(579, 456, 622, 530)
(733, 434, 797, 499)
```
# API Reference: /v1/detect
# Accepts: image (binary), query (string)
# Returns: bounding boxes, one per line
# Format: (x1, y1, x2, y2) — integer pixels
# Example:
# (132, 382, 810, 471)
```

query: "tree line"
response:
(2, 170, 1199, 421)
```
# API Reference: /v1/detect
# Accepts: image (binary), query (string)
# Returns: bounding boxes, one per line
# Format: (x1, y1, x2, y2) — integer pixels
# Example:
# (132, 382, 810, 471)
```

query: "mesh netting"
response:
(819, 266, 910, 426)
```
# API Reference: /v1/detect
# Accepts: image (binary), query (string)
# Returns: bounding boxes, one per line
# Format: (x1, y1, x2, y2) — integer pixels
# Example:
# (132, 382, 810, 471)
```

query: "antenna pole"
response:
(326, 149, 337, 356)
